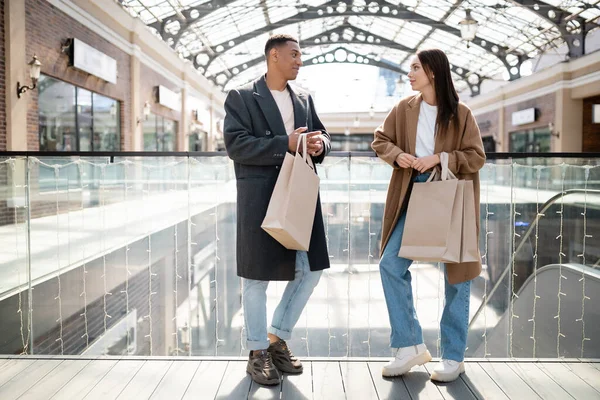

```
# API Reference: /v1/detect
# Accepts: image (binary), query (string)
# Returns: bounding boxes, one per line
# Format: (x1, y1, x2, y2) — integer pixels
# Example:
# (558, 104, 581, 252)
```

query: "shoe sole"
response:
(382, 350, 433, 377)
(430, 363, 465, 382)
(246, 366, 281, 386)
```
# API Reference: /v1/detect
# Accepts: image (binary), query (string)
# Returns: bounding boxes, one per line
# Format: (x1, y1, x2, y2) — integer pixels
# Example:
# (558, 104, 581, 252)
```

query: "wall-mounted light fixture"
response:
(137, 101, 151, 125)
(549, 122, 560, 138)
(17, 55, 42, 98)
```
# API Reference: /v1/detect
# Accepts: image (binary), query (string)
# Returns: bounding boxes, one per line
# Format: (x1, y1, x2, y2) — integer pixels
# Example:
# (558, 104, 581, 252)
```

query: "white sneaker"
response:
(382, 344, 432, 377)
(430, 359, 465, 382)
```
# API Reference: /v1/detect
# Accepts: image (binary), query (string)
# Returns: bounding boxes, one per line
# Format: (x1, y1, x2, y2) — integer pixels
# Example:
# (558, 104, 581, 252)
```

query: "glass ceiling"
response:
(118, 0, 600, 94)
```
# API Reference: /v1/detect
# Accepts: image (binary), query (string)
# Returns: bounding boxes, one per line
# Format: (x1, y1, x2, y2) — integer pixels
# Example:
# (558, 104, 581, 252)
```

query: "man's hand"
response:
(288, 127, 308, 152)
(412, 154, 440, 173)
(396, 153, 417, 169)
(306, 132, 324, 156)
(288, 128, 321, 154)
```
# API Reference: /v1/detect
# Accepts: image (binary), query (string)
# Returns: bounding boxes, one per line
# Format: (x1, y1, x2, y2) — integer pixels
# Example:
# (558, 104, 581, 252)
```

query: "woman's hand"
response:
(396, 153, 417, 168)
(412, 154, 440, 173)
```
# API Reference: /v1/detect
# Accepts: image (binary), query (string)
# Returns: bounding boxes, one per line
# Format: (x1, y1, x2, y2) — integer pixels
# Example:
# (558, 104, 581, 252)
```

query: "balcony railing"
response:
(0, 151, 598, 360)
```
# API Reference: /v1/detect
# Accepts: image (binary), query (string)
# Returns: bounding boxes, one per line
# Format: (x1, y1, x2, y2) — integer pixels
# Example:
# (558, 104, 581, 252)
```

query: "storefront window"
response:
(38, 75, 120, 151)
(509, 127, 551, 153)
(143, 112, 177, 151)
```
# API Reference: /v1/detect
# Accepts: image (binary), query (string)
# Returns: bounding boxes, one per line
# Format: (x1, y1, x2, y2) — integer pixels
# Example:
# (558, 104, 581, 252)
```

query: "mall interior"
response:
(0, 0, 599, 399)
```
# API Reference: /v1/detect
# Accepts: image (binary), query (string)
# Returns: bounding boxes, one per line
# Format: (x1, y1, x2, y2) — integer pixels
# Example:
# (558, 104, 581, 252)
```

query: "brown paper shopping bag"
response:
(261, 134, 320, 251)
(460, 179, 479, 263)
(398, 169, 463, 263)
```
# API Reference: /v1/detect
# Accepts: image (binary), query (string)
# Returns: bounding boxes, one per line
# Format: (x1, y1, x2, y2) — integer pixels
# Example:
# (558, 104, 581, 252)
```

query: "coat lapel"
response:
(252, 76, 287, 136)
(287, 85, 308, 130)
(405, 94, 421, 155)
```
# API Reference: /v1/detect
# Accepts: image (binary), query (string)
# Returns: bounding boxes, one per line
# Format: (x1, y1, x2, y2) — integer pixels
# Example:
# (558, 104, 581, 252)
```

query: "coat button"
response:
(276, 166, 279, 169)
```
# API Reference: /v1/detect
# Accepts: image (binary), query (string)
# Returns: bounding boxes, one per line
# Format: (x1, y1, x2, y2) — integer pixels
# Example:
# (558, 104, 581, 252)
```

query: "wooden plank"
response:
(0, 360, 63, 400)
(423, 363, 477, 400)
(214, 361, 252, 400)
(182, 361, 228, 400)
(20, 360, 91, 400)
(506, 362, 572, 400)
(248, 377, 281, 400)
(461, 363, 508, 400)
(51, 360, 118, 400)
(565, 363, 600, 393)
(83, 360, 145, 400)
(312, 362, 345, 400)
(0, 359, 37, 387)
(538, 363, 600, 400)
(340, 362, 378, 400)
(149, 361, 200, 400)
(367, 362, 412, 400)
(116, 360, 172, 400)
(402, 365, 444, 400)
(282, 361, 313, 400)
(478, 363, 541, 400)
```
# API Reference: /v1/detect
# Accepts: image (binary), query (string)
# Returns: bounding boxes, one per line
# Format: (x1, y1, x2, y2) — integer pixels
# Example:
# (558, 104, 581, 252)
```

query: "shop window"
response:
(38, 75, 120, 152)
(143, 113, 177, 151)
(509, 127, 551, 153)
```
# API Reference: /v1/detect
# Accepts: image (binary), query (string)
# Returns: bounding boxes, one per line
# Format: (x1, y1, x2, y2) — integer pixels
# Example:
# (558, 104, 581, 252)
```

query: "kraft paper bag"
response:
(460, 179, 479, 263)
(261, 134, 319, 251)
(399, 152, 474, 263)
(399, 171, 463, 263)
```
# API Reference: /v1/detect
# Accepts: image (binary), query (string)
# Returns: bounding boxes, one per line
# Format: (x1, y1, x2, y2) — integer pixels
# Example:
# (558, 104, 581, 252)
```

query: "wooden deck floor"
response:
(0, 357, 599, 399)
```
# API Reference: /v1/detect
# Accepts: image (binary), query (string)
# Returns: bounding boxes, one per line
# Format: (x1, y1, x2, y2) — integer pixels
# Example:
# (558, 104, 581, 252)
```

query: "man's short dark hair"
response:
(264, 34, 298, 59)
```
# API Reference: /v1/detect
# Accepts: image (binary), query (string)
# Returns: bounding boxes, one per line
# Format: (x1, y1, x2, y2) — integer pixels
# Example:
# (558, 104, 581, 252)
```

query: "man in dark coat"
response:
(223, 34, 331, 386)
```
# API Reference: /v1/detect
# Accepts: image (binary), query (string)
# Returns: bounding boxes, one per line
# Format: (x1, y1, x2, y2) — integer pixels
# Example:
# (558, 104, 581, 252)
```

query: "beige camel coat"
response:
(372, 94, 486, 284)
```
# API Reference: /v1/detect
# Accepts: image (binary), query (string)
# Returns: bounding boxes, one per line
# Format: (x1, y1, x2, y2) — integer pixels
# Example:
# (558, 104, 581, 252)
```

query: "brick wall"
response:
(25, 0, 132, 151)
(583, 95, 600, 152)
(475, 110, 500, 139)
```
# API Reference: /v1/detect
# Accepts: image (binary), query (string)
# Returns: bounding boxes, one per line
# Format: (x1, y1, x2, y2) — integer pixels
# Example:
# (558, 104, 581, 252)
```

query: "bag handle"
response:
(295, 133, 309, 162)
(425, 152, 456, 182)
(294, 133, 315, 170)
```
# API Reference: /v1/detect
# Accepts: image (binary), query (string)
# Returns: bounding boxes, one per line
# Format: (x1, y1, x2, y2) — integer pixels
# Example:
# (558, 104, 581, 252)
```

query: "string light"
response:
(77, 161, 89, 349)
(576, 166, 593, 357)
(8, 159, 29, 354)
(529, 166, 544, 358)
(481, 164, 493, 357)
(555, 165, 567, 358)
(53, 165, 64, 355)
(100, 165, 112, 347)
(508, 162, 523, 359)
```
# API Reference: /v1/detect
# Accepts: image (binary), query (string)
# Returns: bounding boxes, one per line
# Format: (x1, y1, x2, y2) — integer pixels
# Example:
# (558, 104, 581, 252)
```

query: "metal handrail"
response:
(469, 188, 600, 328)
(1, 150, 600, 159)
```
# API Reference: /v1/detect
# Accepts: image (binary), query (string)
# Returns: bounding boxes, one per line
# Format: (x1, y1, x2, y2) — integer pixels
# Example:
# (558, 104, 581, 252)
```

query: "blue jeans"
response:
(242, 251, 322, 351)
(379, 173, 471, 362)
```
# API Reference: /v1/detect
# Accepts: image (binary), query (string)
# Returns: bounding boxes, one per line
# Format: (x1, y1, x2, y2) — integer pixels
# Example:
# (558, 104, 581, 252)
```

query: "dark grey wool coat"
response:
(223, 75, 331, 281)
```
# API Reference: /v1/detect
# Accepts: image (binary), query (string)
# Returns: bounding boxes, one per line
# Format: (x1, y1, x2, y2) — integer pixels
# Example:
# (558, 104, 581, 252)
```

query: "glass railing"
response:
(0, 151, 598, 359)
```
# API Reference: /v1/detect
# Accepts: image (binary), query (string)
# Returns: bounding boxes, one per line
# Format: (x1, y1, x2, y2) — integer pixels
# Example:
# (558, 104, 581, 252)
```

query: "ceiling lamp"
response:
(459, 9, 478, 47)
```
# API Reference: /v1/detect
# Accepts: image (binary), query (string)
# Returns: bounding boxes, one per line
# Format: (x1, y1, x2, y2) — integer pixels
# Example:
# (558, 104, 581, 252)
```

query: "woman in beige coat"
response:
(372, 49, 485, 382)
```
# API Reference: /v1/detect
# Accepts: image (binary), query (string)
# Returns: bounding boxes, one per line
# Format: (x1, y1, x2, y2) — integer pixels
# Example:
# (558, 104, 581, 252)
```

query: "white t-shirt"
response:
(415, 100, 438, 157)
(270, 88, 295, 135)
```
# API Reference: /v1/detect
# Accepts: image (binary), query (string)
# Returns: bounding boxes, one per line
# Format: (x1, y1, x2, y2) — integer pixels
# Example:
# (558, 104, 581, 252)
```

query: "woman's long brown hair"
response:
(416, 49, 460, 137)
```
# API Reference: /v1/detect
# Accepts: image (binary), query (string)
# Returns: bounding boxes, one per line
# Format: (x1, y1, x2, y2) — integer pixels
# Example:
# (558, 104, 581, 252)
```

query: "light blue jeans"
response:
(242, 251, 322, 351)
(379, 173, 471, 362)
